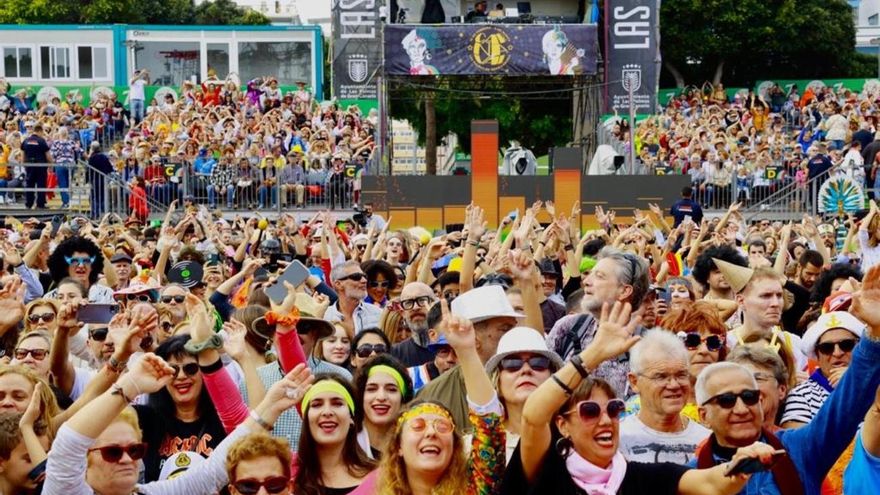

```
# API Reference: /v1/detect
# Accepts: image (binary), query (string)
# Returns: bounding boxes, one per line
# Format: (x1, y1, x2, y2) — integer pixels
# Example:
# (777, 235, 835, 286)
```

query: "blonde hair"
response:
(0, 365, 60, 438)
(379, 309, 405, 345)
(226, 433, 292, 482)
(16, 330, 52, 348)
(23, 299, 59, 332)
(377, 401, 468, 495)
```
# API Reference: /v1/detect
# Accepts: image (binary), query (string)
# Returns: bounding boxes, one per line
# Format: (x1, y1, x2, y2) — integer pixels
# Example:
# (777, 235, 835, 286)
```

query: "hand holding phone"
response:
(724, 449, 786, 476)
(77, 304, 120, 325)
(264, 260, 310, 305)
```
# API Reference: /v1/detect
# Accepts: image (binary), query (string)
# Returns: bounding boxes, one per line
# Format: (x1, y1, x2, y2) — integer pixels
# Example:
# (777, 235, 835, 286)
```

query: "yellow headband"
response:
(368, 365, 407, 396)
(397, 403, 455, 431)
(302, 380, 355, 417)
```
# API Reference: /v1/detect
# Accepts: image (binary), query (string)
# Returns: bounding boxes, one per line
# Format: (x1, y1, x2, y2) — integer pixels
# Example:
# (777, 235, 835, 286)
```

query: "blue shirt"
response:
(193, 156, 217, 175)
(844, 429, 880, 494)
(688, 337, 880, 495)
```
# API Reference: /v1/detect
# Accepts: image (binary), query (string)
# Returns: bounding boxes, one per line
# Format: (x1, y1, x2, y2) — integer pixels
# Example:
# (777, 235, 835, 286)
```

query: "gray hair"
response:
(597, 247, 650, 310)
(330, 260, 361, 283)
(629, 329, 689, 375)
(695, 362, 757, 406)
(727, 345, 788, 387)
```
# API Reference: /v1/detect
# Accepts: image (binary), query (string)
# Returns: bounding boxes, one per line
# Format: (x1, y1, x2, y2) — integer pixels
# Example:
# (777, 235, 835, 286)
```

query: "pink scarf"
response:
(565, 450, 627, 495)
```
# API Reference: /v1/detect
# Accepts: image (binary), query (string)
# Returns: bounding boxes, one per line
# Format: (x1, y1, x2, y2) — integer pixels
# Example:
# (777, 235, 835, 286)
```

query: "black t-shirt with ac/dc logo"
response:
(135, 404, 226, 482)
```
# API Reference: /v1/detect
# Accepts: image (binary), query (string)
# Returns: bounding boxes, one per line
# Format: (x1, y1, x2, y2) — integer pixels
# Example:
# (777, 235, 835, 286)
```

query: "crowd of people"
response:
(619, 82, 880, 209)
(0, 71, 378, 216)
(0, 192, 870, 495)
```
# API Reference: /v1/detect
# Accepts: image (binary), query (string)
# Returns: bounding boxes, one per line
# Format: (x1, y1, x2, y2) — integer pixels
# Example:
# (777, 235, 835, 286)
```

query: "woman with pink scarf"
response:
(499, 302, 779, 495)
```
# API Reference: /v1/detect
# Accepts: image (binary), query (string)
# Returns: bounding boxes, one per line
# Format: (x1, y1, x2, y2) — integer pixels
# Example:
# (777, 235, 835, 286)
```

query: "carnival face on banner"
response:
(385, 24, 598, 76)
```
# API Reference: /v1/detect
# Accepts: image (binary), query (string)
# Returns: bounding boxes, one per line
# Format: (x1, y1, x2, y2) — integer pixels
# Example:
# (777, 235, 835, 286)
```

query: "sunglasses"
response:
(14, 348, 48, 360)
(233, 477, 290, 495)
(88, 443, 147, 463)
(399, 296, 434, 310)
(161, 295, 186, 304)
(338, 272, 366, 282)
(407, 416, 454, 434)
(368, 280, 391, 289)
(89, 327, 109, 342)
(65, 256, 95, 266)
(816, 338, 858, 356)
(681, 332, 724, 352)
(126, 293, 154, 303)
(355, 344, 388, 358)
(170, 362, 200, 378)
(562, 399, 626, 422)
(27, 312, 56, 324)
(160, 321, 174, 332)
(499, 356, 551, 372)
(702, 389, 760, 408)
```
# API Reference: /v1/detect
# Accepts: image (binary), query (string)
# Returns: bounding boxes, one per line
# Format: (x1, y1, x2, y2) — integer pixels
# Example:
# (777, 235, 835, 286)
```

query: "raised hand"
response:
(438, 298, 476, 352)
(584, 302, 641, 366)
(20, 382, 43, 429)
(57, 301, 85, 335)
(544, 200, 556, 217)
(185, 293, 213, 342)
(124, 353, 176, 395)
(223, 319, 253, 362)
(1, 241, 22, 267)
(466, 205, 487, 242)
(263, 363, 315, 416)
(507, 249, 535, 283)
(852, 264, 880, 336)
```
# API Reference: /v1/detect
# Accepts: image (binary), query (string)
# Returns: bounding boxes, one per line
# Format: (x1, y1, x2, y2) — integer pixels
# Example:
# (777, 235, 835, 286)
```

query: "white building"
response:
(853, 0, 880, 52)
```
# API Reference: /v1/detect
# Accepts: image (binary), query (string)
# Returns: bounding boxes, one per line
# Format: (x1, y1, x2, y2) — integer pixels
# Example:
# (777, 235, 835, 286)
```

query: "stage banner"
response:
(384, 24, 598, 76)
(332, 0, 381, 100)
(604, 0, 661, 114)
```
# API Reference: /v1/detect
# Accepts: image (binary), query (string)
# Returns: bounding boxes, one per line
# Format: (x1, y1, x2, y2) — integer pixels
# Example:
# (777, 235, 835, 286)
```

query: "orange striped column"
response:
(553, 147, 583, 233)
(471, 120, 499, 227)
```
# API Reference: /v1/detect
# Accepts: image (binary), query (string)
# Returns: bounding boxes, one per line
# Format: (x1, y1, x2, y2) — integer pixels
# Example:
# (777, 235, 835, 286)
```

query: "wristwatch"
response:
(184, 334, 224, 354)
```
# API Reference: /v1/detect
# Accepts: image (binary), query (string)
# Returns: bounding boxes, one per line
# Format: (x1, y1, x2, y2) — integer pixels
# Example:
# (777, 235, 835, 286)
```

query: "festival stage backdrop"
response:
(384, 24, 598, 76)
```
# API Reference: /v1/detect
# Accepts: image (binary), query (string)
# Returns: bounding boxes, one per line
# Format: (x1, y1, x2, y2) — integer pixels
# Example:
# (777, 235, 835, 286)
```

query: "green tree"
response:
(660, 0, 860, 87)
(194, 0, 271, 25)
(136, 0, 195, 24)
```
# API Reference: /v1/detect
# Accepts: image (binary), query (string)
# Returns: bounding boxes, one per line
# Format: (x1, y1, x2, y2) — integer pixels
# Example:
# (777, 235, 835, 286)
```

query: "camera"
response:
(351, 205, 368, 228)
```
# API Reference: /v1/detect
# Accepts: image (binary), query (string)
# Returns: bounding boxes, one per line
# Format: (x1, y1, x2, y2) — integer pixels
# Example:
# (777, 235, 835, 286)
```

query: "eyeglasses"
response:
(369, 280, 391, 289)
(399, 296, 434, 310)
(562, 399, 626, 422)
(638, 371, 690, 385)
(702, 389, 761, 408)
(170, 362, 200, 378)
(27, 312, 56, 324)
(126, 293, 154, 303)
(407, 416, 454, 434)
(161, 295, 186, 304)
(355, 344, 387, 358)
(816, 339, 858, 356)
(681, 332, 724, 352)
(89, 327, 109, 342)
(65, 256, 95, 266)
(160, 321, 174, 332)
(88, 443, 147, 463)
(14, 348, 48, 360)
(499, 356, 551, 372)
(338, 272, 366, 282)
(753, 372, 776, 383)
(233, 476, 290, 495)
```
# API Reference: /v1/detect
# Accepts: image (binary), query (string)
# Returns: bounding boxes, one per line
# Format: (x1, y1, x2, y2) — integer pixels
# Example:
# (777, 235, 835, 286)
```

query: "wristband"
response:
(570, 355, 590, 379)
(110, 382, 133, 403)
(265, 308, 300, 327)
(249, 410, 274, 432)
(466, 240, 480, 247)
(551, 374, 573, 396)
(184, 334, 224, 354)
(107, 355, 127, 373)
(564, 244, 574, 251)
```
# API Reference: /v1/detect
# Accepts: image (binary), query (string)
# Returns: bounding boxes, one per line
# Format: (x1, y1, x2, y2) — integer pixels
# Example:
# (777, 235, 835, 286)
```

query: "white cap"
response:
(158, 452, 207, 480)
(450, 285, 523, 324)
(484, 326, 563, 374)
(802, 311, 866, 358)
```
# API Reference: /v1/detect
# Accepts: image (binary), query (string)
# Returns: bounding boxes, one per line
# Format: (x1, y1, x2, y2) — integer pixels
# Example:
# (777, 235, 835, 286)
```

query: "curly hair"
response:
(362, 260, 399, 292)
(353, 354, 414, 433)
(691, 245, 748, 290)
(226, 433, 292, 483)
(295, 375, 375, 495)
(809, 263, 863, 304)
(377, 400, 467, 495)
(47, 236, 104, 286)
(660, 301, 729, 361)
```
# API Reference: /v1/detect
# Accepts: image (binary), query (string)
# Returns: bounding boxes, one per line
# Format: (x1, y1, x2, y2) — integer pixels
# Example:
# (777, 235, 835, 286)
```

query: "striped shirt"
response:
(780, 371, 832, 425)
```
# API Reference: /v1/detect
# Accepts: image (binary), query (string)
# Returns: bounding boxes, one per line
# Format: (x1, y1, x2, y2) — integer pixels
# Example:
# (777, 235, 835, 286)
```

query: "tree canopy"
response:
(0, 0, 270, 25)
(659, 0, 869, 87)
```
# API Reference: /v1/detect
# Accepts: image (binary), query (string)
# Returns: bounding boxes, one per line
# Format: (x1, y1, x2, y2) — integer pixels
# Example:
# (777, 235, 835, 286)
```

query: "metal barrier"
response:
(0, 162, 91, 214)
(743, 168, 834, 222)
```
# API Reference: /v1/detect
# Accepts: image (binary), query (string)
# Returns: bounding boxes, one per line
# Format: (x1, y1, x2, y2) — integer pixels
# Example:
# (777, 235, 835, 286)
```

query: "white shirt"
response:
(618, 414, 710, 465)
(130, 79, 146, 101)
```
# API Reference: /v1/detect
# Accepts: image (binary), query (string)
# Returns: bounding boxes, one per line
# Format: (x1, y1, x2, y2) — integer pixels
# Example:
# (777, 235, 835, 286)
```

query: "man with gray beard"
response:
(323, 260, 382, 334)
(391, 282, 438, 367)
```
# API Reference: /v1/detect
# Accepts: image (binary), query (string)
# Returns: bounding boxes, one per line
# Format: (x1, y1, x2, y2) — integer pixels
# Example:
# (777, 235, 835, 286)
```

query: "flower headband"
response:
(368, 365, 407, 396)
(301, 380, 355, 417)
(397, 403, 454, 431)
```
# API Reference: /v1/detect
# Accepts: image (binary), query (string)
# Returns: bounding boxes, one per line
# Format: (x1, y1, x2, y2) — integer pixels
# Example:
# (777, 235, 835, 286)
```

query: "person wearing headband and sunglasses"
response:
(350, 297, 506, 495)
(353, 355, 414, 459)
(780, 311, 865, 429)
(325, 261, 382, 335)
(503, 301, 776, 495)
